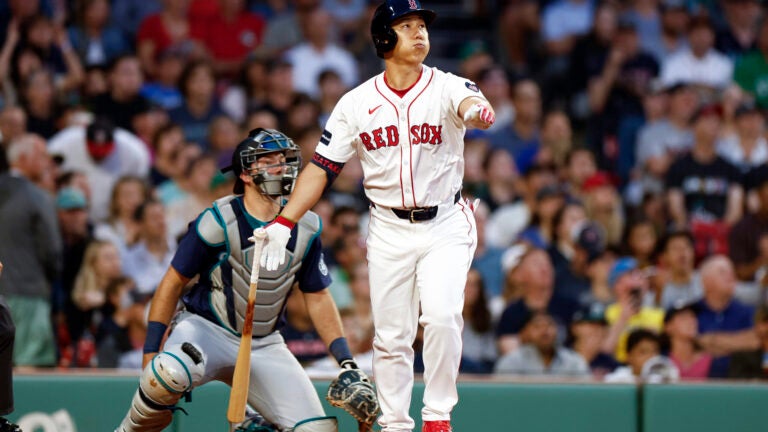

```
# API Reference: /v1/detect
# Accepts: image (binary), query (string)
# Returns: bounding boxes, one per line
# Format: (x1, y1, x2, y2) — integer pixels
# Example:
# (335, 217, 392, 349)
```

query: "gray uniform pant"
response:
(166, 312, 326, 430)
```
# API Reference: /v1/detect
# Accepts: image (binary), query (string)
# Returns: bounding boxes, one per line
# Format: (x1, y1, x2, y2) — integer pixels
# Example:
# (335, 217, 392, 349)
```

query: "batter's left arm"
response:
(459, 96, 495, 130)
(303, 289, 345, 347)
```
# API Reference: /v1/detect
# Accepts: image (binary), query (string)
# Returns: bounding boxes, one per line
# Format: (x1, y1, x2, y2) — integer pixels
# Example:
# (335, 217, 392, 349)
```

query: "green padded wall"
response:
(9, 375, 640, 431)
(642, 383, 768, 432)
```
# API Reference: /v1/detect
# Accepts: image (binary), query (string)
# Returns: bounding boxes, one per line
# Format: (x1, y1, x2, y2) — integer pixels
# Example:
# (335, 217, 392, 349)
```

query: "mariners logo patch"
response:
(465, 82, 479, 92)
(319, 253, 329, 276)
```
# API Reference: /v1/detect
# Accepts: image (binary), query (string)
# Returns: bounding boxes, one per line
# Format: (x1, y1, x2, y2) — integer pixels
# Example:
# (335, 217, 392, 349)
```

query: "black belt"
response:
(391, 191, 461, 223)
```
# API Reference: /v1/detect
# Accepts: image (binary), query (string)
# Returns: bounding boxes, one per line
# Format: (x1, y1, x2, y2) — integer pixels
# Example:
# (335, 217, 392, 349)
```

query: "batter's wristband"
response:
(329, 337, 353, 366)
(274, 215, 296, 230)
(144, 321, 168, 354)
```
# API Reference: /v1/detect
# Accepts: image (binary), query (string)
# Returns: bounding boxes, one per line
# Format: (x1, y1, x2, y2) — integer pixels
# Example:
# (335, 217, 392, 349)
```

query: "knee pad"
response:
(292, 416, 338, 432)
(141, 343, 205, 406)
(116, 343, 205, 432)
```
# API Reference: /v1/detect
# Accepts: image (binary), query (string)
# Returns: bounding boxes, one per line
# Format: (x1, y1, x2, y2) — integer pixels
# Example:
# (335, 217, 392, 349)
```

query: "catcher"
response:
(114, 128, 379, 432)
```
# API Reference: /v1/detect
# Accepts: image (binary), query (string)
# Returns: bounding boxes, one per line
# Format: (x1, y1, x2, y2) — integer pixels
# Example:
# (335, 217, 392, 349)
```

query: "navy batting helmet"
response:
(371, 0, 437, 59)
(224, 128, 301, 196)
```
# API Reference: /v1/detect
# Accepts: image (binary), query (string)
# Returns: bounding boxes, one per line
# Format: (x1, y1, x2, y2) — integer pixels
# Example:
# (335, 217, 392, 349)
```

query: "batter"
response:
(260, 1, 495, 431)
(115, 128, 366, 432)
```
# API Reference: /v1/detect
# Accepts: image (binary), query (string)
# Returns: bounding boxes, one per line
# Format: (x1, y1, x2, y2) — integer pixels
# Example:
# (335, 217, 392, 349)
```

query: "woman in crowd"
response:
(623, 218, 659, 270)
(94, 176, 151, 256)
(168, 60, 223, 150)
(65, 240, 123, 367)
(662, 303, 712, 379)
(462, 269, 498, 373)
(19, 68, 61, 138)
(518, 184, 566, 249)
(95, 275, 145, 369)
(67, 0, 130, 67)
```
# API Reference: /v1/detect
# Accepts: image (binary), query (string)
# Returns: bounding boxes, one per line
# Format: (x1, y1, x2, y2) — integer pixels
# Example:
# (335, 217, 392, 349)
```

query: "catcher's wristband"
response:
(273, 215, 296, 230)
(330, 336, 354, 367)
(144, 321, 168, 354)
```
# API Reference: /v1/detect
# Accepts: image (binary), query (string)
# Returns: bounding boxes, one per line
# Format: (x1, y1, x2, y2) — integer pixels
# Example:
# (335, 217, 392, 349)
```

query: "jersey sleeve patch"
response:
(465, 81, 479, 92)
(320, 129, 332, 145)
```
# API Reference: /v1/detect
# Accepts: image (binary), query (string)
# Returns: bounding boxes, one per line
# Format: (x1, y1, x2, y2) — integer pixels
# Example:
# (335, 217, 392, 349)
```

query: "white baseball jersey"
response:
(314, 64, 484, 208)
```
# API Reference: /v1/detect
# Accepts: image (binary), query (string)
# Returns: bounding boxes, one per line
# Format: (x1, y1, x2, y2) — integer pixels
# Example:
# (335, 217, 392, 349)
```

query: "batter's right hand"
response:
(261, 219, 293, 271)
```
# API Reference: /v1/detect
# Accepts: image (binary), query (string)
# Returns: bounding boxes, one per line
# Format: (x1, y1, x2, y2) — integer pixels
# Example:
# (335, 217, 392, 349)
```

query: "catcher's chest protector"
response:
(200, 195, 320, 336)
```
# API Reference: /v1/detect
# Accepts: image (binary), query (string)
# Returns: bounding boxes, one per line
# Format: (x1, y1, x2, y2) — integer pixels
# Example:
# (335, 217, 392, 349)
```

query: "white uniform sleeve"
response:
(444, 72, 487, 121)
(314, 92, 359, 163)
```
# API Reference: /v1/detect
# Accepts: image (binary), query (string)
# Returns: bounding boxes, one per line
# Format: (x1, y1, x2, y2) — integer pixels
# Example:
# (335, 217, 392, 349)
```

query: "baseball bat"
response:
(227, 228, 268, 424)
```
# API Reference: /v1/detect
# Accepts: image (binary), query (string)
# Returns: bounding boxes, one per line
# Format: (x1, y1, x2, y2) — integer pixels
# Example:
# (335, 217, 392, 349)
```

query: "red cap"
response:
(582, 171, 615, 192)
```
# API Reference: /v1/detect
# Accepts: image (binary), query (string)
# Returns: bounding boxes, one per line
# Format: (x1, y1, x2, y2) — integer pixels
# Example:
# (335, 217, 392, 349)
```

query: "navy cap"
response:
(734, 101, 761, 118)
(573, 303, 608, 325)
(573, 221, 606, 263)
(379, 0, 436, 26)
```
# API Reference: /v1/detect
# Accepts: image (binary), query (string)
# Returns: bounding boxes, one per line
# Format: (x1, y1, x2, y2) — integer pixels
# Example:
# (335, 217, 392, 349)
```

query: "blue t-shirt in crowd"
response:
(695, 298, 755, 378)
(471, 246, 505, 299)
(496, 296, 579, 338)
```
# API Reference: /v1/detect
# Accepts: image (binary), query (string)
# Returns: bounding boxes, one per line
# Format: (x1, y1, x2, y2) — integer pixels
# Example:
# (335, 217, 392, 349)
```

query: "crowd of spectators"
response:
(0, 0, 767, 382)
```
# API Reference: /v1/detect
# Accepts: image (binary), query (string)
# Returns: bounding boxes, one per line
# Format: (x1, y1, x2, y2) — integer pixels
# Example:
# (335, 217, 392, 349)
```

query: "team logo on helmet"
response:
(408, 0, 418, 9)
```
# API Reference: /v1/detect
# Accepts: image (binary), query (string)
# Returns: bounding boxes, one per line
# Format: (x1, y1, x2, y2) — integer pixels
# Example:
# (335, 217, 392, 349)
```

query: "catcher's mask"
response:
(371, 0, 436, 59)
(223, 128, 301, 196)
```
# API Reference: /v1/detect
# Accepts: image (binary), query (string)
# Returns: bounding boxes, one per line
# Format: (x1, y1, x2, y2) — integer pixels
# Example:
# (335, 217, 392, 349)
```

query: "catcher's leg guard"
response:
(292, 416, 338, 432)
(231, 408, 277, 432)
(116, 345, 204, 431)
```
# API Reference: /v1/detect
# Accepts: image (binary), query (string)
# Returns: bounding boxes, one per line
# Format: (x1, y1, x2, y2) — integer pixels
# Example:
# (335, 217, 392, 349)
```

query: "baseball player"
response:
(260, 1, 495, 431)
(115, 129, 371, 432)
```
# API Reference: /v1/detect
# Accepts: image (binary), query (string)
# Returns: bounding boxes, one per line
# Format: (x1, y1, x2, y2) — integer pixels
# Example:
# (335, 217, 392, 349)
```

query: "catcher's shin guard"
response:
(292, 416, 338, 432)
(116, 347, 204, 431)
(115, 389, 175, 432)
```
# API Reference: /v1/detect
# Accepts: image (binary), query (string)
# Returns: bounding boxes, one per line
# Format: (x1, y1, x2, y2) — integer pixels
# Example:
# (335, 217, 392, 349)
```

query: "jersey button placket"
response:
(400, 101, 412, 205)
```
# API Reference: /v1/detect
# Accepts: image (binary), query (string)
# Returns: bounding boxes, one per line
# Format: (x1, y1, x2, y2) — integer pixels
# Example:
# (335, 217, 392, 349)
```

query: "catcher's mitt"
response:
(326, 367, 380, 431)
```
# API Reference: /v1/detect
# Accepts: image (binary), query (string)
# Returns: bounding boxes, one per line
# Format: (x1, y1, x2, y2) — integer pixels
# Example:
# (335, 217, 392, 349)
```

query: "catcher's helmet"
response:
(224, 128, 301, 196)
(371, 0, 436, 59)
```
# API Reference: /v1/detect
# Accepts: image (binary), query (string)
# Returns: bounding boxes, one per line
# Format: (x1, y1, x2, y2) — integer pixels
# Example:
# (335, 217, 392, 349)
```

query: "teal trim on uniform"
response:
(195, 209, 226, 247)
(293, 416, 337, 428)
(233, 196, 269, 229)
(208, 290, 239, 337)
(204, 203, 229, 280)
(302, 216, 322, 261)
(151, 352, 192, 394)
(208, 200, 235, 335)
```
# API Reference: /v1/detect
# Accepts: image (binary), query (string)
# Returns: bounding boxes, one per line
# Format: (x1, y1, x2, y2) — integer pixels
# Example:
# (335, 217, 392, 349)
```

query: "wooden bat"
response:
(227, 228, 268, 424)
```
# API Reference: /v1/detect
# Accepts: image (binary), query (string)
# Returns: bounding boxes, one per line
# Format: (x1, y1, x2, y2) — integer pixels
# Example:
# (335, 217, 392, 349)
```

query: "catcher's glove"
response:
(326, 362, 380, 431)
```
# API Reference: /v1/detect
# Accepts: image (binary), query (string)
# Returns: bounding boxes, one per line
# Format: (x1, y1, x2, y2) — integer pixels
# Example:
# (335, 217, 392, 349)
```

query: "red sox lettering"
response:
(359, 123, 443, 151)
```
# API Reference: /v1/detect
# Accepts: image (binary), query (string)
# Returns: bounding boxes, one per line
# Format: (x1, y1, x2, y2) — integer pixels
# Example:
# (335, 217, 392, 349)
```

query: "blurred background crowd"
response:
(0, 0, 768, 383)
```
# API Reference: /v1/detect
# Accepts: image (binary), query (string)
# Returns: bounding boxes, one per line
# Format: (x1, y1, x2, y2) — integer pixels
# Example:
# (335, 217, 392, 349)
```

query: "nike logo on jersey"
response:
(368, 105, 382, 115)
